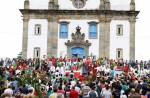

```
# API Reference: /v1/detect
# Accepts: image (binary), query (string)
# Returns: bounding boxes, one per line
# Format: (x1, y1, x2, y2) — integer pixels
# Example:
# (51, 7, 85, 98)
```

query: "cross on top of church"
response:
(76, 26, 81, 34)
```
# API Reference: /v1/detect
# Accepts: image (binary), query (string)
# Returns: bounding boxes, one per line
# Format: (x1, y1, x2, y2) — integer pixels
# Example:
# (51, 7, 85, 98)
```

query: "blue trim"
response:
(89, 23, 97, 39)
(59, 22, 68, 38)
(71, 47, 85, 58)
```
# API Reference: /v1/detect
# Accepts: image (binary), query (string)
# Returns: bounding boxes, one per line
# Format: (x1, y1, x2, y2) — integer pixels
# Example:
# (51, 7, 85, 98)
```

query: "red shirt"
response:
(124, 65, 129, 73)
(69, 89, 78, 98)
(57, 90, 65, 94)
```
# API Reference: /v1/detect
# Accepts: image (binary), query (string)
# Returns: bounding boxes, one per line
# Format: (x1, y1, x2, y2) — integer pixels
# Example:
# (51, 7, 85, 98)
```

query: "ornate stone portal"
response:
(65, 26, 91, 58)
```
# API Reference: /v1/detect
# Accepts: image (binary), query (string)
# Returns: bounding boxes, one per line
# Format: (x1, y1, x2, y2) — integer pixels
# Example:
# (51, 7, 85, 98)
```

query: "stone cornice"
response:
(20, 9, 139, 17)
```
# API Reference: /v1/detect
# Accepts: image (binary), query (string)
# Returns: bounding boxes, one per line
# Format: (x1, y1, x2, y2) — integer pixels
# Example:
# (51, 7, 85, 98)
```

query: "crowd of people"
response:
(0, 56, 150, 98)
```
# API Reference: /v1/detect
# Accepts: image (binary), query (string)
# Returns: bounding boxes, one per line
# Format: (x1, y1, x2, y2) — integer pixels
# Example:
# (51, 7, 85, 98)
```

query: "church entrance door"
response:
(71, 47, 85, 58)
(65, 26, 91, 58)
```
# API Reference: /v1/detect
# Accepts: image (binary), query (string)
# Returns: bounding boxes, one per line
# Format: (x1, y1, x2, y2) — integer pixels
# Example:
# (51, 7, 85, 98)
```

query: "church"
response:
(20, 0, 139, 60)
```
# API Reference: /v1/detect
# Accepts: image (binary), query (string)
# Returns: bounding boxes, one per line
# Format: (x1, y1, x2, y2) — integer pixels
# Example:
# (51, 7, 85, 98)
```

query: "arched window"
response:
(88, 22, 98, 39)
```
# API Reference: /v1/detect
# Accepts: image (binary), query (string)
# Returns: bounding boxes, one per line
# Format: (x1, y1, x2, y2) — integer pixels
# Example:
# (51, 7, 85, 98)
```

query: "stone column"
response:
(104, 18, 111, 59)
(22, 0, 29, 58)
(22, 16, 29, 58)
(99, 15, 111, 59)
(99, 15, 105, 58)
(129, 16, 136, 61)
(47, 16, 58, 57)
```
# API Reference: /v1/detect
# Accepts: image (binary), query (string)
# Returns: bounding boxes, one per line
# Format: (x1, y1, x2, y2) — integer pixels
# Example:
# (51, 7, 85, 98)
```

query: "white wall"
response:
(110, 20, 130, 60)
(30, 0, 49, 9)
(29, 0, 131, 10)
(57, 19, 99, 58)
(58, 0, 100, 10)
(110, 0, 130, 10)
(27, 19, 48, 58)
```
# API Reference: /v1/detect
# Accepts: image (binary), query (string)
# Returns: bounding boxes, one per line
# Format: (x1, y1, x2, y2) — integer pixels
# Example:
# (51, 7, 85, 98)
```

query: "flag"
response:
(13, 63, 17, 70)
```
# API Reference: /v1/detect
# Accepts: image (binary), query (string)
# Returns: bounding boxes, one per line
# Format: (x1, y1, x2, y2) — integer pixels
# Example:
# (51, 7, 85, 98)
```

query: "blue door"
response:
(71, 47, 85, 58)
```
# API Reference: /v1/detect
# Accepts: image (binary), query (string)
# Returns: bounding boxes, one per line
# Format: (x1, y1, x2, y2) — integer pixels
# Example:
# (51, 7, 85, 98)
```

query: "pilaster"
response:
(129, 16, 136, 61)
(47, 16, 58, 57)
(99, 15, 105, 58)
(104, 18, 111, 59)
(99, 15, 111, 59)
(22, 16, 29, 58)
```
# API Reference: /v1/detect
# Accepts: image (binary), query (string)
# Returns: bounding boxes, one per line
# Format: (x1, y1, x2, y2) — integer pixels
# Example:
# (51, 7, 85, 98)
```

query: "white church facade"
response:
(20, 0, 139, 60)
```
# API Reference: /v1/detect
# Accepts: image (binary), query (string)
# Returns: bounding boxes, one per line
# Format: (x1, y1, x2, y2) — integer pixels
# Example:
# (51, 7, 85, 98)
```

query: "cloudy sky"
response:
(0, 0, 149, 60)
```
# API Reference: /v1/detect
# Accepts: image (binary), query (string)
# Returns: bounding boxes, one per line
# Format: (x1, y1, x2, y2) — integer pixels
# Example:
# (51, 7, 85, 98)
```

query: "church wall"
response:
(27, 19, 48, 58)
(57, 19, 99, 58)
(58, 0, 100, 10)
(28, 0, 131, 10)
(110, 0, 130, 10)
(110, 20, 130, 60)
(30, 0, 49, 9)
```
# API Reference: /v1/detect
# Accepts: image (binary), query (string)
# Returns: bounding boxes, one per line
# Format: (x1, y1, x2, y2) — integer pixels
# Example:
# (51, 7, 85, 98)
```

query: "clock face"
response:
(72, 0, 86, 9)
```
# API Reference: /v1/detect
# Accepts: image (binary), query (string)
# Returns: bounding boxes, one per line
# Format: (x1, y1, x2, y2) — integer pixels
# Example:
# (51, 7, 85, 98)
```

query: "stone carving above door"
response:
(65, 26, 91, 47)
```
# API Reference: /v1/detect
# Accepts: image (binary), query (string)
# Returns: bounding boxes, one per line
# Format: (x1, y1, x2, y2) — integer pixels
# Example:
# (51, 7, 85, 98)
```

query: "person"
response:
(147, 91, 150, 98)
(128, 89, 141, 98)
(101, 85, 112, 98)
(57, 86, 65, 98)
(141, 90, 148, 98)
(57, 86, 65, 95)
(3, 86, 13, 96)
(112, 88, 120, 98)
(49, 88, 58, 98)
(1, 93, 12, 98)
(88, 86, 98, 98)
(81, 84, 91, 98)
(47, 87, 53, 97)
(70, 86, 79, 98)
(120, 91, 127, 98)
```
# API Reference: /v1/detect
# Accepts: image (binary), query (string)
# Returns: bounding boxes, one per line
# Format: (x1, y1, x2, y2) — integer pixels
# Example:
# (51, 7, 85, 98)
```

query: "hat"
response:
(131, 88, 135, 92)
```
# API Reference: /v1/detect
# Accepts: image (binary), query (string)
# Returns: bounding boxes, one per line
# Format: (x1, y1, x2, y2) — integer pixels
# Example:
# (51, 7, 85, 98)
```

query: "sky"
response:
(0, 0, 149, 60)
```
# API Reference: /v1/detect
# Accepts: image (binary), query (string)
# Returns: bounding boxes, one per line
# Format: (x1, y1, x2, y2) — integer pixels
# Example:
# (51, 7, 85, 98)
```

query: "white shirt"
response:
(4, 88, 13, 95)
(101, 90, 112, 98)
(50, 65, 55, 72)
(120, 95, 127, 98)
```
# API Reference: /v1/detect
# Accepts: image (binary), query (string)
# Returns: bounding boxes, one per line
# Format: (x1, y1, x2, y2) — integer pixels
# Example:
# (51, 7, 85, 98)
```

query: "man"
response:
(50, 88, 58, 98)
(3, 86, 13, 96)
(101, 85, 112, 98)
(128, 89, 141, 98)
(88, 86, 98, 98)
(70, 86, 79, 98)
